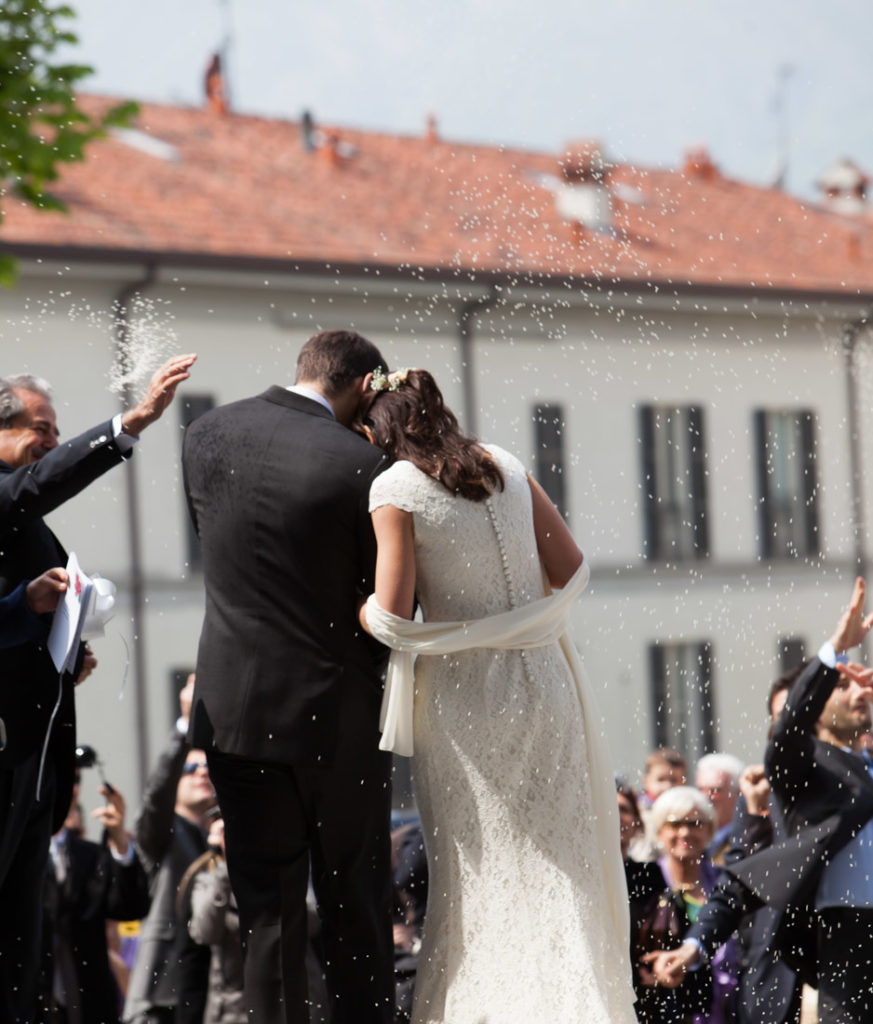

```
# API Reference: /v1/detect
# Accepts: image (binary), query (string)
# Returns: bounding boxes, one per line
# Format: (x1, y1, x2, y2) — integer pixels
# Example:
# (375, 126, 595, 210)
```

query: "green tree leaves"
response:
(0, 0, 137, 229)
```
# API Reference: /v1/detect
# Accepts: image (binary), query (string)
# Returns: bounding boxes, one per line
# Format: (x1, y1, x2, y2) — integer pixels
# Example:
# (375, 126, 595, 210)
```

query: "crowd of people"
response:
(616, 579, 873, 1024)
(3, 331, 873, 1024)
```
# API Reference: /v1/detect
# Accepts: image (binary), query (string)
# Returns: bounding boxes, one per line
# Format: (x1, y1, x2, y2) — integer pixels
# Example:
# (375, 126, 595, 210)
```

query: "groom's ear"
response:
(360, 372, 374, 393)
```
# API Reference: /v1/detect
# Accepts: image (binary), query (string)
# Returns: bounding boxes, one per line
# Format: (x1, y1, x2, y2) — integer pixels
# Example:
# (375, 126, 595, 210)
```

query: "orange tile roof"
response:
(2, 95, 873, 297)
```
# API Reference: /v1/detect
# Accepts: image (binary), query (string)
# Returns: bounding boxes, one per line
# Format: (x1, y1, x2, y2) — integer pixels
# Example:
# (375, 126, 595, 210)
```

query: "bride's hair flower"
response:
(370, 366, 412, 392)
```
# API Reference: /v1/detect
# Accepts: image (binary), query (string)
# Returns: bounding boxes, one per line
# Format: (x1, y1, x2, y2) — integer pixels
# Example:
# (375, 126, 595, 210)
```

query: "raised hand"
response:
(92, 784, 130, 856)
(838, 661, 873, 702)
(121, 353, 197, 437)
(738, 764, 771, 816)
(829, 578, 873, 654)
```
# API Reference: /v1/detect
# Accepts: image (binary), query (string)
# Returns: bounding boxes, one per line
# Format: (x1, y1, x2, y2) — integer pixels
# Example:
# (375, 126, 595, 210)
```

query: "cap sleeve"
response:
(369, 461, 422, 514)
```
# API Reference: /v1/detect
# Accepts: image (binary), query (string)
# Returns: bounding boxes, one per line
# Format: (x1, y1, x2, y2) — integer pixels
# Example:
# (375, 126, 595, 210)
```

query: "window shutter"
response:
(639, 405, 658, 561)
(697, 642, 716, 754)
(649, 643, 668, 748)
(687, 405, 709, 558)
(753, 410, 771, 559)
(800, 411, 819, 556)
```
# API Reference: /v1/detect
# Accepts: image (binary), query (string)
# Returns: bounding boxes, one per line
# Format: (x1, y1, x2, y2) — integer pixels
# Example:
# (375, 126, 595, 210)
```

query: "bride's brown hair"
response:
(362, 369, 504, 502)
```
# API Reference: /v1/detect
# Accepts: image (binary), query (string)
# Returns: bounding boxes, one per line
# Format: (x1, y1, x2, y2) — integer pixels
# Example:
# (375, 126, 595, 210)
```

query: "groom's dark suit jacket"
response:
(183, 386, 389, 764)
(725, 657, 873, 986)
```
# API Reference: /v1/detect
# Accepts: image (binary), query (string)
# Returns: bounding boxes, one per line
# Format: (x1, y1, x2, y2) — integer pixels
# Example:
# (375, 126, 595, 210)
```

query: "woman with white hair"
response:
(650, 786, 719, 913)
(646, 786, 738, 1024)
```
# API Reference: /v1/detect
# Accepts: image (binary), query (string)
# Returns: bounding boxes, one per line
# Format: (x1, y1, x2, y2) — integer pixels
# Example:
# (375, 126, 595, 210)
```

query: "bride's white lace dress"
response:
(369, 445, 637, 1024)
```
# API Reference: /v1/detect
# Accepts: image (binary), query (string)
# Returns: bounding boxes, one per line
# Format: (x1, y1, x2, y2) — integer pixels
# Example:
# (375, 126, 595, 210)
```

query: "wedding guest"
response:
(392, 820, 427, 1023)
(40, 775, 151, 1023)
(184, 817, 330, 1024)
(123, 679, 215, 1024)
(650, 786, 738, 1024)
(631, 748, 688, 861)
(646, 580, 873, 1024)
(0, 356, 195, 1023)
(187, 816, 246, 1024)
(640, 749, 687, 810)
(646, 671, 802, 1024)
(695, 753, 744, 865)
(617, 780, 684, 1023)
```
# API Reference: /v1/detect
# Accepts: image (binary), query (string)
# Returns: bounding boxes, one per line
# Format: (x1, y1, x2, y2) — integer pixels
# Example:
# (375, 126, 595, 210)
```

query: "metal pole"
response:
(114, 266, 156, 792)
(843, 309, 873, 662)
(844, 312, 872, 579)
(457, 288, 499, 436)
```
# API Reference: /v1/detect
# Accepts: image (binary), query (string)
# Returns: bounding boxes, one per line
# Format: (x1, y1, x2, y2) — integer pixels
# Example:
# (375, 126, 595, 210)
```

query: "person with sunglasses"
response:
(123, 676, 216, 1024)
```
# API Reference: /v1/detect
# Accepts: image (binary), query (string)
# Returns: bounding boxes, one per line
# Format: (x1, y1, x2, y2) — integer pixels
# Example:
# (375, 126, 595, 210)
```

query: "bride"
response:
(357, 368, 637, 1024)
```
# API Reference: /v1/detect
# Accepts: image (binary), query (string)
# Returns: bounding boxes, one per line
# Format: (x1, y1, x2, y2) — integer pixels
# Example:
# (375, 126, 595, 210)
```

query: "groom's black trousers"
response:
(207, 740, 394, 1024)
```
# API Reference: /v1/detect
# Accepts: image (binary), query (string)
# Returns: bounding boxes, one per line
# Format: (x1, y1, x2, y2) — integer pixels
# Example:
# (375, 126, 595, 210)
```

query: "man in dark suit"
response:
(645, 673, 802, 1023)
(0, 356, 195, 1024)
(183, 330, 393, 1024)
(650, 579, 873, 1024)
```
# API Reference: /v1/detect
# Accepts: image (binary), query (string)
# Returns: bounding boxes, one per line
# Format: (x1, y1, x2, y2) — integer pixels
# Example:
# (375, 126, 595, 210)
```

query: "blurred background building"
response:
(3, 85, 873, 810)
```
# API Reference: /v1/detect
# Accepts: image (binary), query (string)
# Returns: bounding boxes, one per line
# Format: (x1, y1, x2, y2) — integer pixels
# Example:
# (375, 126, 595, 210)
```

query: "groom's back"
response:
(182, 385, 387, 763)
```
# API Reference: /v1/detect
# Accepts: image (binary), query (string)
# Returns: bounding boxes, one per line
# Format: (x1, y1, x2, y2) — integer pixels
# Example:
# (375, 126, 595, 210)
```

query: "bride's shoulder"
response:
(481, 443, 527, 480)
(368, 459, 433, 513)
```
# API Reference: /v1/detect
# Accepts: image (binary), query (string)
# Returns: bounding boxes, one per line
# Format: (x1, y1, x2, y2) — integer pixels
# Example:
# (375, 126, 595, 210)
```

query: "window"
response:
(533, 403, 567, 518)
(778, 636, 807, 673)
(754, 409, 819, 559)
(639, 405, 708, 561)
(179, 394, 216, 571)
(648, 641, 715, 763)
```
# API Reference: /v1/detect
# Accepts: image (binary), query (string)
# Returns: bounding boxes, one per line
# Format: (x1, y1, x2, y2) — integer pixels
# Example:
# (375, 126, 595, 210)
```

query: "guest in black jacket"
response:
(40, 777, 151, 1023)
(644, 672, 803, 1024)
(0, 357, 195, 1024)
(123, 678, 215, 1024)
(649, 578, 873, 1024)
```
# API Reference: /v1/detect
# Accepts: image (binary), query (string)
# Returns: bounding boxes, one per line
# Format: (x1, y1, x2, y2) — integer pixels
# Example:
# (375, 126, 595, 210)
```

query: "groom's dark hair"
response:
(296, 330, 386, 398)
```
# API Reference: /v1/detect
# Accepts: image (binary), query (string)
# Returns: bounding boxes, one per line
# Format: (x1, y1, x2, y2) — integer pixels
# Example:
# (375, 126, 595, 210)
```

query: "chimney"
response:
(319, 132, 341, 168)
(555, 139, 613, 232)
(425, 114, 439, 145)
(683, 146, 718, 181)
(204, 53, 228, 115)
(301, 110, 316, 152)
(816, 158, 869, 217)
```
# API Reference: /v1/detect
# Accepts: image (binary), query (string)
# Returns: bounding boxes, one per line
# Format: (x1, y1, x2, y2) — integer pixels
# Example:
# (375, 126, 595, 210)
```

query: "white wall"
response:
(3, 259, 867, 821)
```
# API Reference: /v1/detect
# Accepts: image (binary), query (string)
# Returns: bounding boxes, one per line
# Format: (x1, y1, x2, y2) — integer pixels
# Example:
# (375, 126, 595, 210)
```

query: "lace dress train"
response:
(369, 445, 637, 1024)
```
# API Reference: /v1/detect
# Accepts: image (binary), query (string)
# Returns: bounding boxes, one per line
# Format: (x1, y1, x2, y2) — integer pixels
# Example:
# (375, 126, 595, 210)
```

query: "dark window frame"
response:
(639, 404, 709, 562)
(649, 640, 716, 763)
(754, 408, 819, 560)
(533, 403, 567, 519)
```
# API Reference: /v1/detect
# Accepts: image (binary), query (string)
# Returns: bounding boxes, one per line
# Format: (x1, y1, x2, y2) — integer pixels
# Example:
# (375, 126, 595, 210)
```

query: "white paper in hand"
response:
(48, 552, 94, 674)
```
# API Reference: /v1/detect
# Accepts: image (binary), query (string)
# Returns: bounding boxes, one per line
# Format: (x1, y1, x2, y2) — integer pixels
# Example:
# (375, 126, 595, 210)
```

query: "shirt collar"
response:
(286, 385, 335, 419)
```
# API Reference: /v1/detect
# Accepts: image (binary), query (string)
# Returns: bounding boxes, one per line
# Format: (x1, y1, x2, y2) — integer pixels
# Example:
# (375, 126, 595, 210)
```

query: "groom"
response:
(182, 330, 394, 1024)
